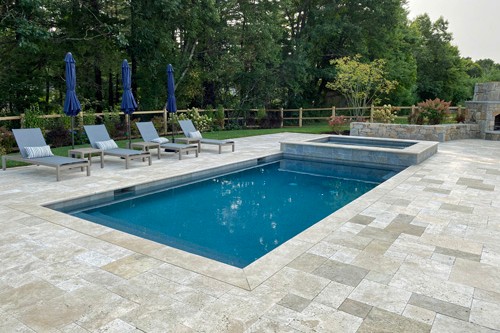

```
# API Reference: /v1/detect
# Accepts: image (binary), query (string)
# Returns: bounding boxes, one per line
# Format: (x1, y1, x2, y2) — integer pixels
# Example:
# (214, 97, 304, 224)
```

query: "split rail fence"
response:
(0, 105, 463, 135)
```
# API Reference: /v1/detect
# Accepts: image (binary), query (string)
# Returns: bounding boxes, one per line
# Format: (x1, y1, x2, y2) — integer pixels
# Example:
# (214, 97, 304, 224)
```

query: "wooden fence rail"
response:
(0, 105, 463, 135)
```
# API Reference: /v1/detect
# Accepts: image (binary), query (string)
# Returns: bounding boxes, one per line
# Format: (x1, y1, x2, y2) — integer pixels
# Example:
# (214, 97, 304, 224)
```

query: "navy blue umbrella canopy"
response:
(166, 64, 177, 140)
(120, 59, 138, 115)
(120, 59, 137, 147)
(63, 52, 81, 148)
(166, 64, 177, 113)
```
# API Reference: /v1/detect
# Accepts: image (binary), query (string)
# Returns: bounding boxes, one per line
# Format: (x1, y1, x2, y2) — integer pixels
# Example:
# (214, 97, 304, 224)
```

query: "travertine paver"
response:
(0, 135, 499, 332)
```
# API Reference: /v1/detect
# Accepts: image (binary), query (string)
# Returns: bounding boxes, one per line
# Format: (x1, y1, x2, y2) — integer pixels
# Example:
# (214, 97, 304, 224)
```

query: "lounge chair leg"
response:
(232, 144, 235, 152)
(219, 145, 222, 154)
(86, 165, 90, 177)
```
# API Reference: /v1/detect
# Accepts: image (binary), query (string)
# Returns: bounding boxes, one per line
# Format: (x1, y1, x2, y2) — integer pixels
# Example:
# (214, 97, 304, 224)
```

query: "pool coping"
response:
(13, 148, 421, 291)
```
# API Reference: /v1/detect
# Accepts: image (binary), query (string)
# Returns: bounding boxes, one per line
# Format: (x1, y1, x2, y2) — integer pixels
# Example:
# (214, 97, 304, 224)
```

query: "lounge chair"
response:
(135, 122, 198, 160)
(84, 124, 151, 169)
(2, 128, 90, 181)
(177, 119, 235, 154)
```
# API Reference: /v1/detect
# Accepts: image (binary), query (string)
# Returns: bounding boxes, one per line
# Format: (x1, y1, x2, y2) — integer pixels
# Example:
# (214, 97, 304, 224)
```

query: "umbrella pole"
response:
(171, 114, 175, 142)
(71, 116, 75, 149)
(127, 115, 132, 148)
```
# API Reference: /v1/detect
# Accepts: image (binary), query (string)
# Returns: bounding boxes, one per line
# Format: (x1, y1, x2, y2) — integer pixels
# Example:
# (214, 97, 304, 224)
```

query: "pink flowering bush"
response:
(328, 115, 348, 134)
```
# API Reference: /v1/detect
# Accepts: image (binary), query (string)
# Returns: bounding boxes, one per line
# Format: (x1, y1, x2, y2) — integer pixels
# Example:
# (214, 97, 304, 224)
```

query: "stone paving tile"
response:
(278, 293, 311, 312)
(402, 304, 436, 325)
(0, 280, 66, 315)
(313, 259, 369, 287)
(264, 267, 330, 300)
(286, 252, 327, 273)
(18, 293, 88, 332)
(357, 307, 431, 333)
(357, 226, 400, 243)
(101, 253, 163, 280)
(288, 302, 363, 333)
(96, 318, 143, 333)
(420, 178, 444, 185)
(385, 220, 426, 237)
(431, 314, 498, 333)
(313, 280, 354, 309)
(338, 298, 373, 319)
(390, 262, 474, 308)
(470, 298, 500, 331)
(408, 293, 470, 321)
(434, 246, 481, 262)
(246, 317, 301, 332)
(449, 258, 500, 295)
(424, 187, 452, 195)
(440, 202, 474, 214)
(348, 214, 375, 225)
(349, 280, 412, 314)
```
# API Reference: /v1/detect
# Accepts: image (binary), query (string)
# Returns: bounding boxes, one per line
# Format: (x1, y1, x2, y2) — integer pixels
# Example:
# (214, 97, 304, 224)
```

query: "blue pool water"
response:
(70, 159, 397, 267)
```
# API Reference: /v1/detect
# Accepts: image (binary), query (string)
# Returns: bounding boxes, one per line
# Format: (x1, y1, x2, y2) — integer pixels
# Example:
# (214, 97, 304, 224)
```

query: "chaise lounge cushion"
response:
(151, 137, 169, 144)
(95, 139, 119, 150)
(25, 145, 54, 159)
(188, 130, 202, 139)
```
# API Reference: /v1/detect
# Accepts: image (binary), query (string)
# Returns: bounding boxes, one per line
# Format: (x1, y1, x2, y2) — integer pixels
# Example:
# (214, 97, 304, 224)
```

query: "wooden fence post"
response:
(20, 113, 25, 128)
(280, 108, 284, 128)
(299, 107, 303, 127)
(370, 105, 374, 123)
(331, 106, 336, 118)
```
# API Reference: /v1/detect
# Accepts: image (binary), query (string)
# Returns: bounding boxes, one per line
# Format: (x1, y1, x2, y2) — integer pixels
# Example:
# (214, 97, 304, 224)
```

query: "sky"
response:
(406, 0, 500, 63)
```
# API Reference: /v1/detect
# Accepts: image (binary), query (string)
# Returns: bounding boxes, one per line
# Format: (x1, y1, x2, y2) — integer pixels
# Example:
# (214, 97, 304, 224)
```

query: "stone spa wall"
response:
(350, 122, 480, 142)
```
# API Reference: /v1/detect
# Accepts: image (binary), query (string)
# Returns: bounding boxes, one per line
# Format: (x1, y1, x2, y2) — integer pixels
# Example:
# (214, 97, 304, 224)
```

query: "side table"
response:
(68, 147, 104, 168)
(130, 142, 161, 159)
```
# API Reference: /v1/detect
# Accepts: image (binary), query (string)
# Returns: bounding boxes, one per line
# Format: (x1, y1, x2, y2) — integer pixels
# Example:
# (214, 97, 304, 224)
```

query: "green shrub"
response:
(0, 127, 15, 153)
(214, 105, 225, 130)
(22, 104, 46, 130)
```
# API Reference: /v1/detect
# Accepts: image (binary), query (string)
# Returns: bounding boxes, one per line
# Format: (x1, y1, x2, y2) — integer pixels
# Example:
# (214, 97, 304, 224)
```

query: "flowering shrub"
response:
(373, 104, 397, 123)
(328, 115, 348, 134)
(174, 108, 213, 132)
(409, 98, 451, 125)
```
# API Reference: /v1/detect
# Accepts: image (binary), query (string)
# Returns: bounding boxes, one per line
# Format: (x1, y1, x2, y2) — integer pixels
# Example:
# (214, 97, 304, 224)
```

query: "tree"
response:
(326, 55, 397, 116)
(411, 14, 471, 104)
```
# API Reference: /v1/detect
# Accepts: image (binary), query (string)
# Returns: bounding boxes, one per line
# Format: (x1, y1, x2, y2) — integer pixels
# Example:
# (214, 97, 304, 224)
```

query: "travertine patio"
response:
(0, 133, 499, 332)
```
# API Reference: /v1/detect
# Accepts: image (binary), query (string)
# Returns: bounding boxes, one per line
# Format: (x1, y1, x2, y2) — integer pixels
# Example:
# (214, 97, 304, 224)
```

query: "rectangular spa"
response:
(281, 135, 438, 168)
(50, 158, 400, 268)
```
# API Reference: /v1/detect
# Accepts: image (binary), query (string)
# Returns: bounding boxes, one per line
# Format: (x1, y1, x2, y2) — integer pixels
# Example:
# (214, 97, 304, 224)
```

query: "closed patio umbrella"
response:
(166, 64, 177, 140)
(63, 52, 81, 148)
(120, 59, 138, 147)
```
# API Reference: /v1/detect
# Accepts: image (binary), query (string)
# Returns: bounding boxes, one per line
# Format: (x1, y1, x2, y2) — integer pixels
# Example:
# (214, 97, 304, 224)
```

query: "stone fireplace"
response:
(466, 82, 500, 140)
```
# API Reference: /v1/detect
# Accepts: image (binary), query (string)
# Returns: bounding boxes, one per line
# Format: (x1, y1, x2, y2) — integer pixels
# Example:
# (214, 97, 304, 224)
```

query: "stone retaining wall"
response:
(350, 122, 480, 142)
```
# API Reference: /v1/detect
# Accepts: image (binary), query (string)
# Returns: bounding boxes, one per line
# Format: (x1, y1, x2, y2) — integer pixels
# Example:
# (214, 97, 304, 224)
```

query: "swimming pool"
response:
(56, 158, 398, 268)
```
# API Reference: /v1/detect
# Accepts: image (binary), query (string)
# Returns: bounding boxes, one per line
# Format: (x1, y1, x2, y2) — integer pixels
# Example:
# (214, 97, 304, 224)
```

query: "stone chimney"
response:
(466, 82, 500, 140)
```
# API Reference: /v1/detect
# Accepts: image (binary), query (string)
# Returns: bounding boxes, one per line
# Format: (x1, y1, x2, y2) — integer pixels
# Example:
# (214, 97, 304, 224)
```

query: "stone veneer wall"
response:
(350, 122, 480, 142)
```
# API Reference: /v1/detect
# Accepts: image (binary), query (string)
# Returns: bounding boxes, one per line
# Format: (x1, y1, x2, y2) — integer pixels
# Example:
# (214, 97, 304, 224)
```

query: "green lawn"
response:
(3, 124, 334, 168)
